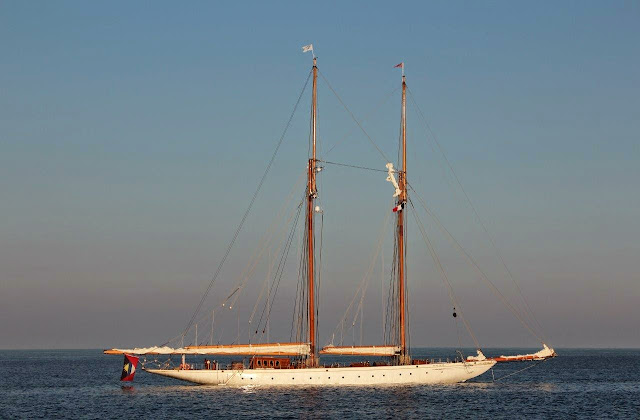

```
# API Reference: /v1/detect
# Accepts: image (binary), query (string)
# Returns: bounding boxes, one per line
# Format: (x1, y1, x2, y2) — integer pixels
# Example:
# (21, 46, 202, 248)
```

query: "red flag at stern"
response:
(120, 354, 139, 381)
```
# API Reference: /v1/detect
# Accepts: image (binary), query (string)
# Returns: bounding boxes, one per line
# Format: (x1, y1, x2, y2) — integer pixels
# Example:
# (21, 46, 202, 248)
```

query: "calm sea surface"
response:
(0, 348, 638, 419)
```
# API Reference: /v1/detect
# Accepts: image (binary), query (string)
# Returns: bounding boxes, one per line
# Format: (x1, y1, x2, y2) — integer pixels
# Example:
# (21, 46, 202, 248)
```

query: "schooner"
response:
(105, 46, 555, 386)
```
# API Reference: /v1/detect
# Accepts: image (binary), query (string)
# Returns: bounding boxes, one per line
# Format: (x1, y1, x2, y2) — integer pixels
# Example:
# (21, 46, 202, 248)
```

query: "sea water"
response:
(1, 348, 638, 418)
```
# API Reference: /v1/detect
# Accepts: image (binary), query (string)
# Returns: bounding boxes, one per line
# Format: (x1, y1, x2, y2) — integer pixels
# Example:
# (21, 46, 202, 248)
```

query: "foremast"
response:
(397, 67, 409, 364)
(306, 57, 318, 367)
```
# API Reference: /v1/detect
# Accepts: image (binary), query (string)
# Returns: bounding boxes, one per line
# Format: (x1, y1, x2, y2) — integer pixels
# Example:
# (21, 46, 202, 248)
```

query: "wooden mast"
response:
(397, 69, 408, 364)
(307, 57, 318, 367)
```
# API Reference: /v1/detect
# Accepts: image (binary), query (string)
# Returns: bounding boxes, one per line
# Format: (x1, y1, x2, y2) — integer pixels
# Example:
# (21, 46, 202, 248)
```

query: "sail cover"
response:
(320, 345, 401, 356)
(104, 342, 310, 356)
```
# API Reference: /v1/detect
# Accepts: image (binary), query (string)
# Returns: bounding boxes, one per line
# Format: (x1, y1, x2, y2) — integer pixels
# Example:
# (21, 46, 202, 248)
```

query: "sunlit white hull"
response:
(146, 360, 496, 386)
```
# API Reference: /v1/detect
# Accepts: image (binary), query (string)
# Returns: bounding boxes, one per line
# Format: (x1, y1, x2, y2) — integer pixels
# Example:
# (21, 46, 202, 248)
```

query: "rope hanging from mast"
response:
(253, 196, 304, 341)
(407, 197, 482, 350)
(408, 183, 546, 344)
(157, 171, 308, 349)
(407, 88, 547, 344)
(225, 169, 308, 311)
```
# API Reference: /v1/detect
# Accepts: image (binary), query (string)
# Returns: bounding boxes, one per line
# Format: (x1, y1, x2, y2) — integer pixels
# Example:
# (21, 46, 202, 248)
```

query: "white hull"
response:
(146, 360, 496, 386)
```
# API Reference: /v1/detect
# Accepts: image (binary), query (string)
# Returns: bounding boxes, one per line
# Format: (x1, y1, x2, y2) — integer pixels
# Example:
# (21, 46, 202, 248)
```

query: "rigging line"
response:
(405, 208, 411, 355)
(408, 183, 545, 343)
(397, 88, 402, 179)
(182, 170, 307, 339)
(381, 243, 385, 344)
(291, 191, 309, 343)
(407, 198, 481, 350)
(180, 70, 312, 338)
(360, 302, 364, 346)
(409, 183, 542, 343)
(262, 199, 305, 342)
(255, 198, 304, 338)
(492, 358, 548, 382)
(407, 88, 546, 343)
(240, 172, 306, 310)
(248, 252, 275, 326)
(455, 312, 463, 356)
(248, 194, 306, 325)
(291, 230, 306, 343)
(318, 160, 389, 173)
(325, 86, 400, 156)
(226, 169, 307, 309)
(325, 201, 392, 346)
(160, 296, 234, 349)
(385, 231, 399, 345)
(296, 198, 311, 346)
(316, 211, 324, 346)
(318, 70, 391, 163)
(312, 211, 319, 349)
(341, 209, 391, 343)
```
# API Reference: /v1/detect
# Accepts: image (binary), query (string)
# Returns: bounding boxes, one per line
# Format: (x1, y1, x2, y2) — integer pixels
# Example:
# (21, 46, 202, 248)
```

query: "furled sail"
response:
(320, 345, 401, 356)
(466, 344, 556, 362)
(104, 342, 310, 356)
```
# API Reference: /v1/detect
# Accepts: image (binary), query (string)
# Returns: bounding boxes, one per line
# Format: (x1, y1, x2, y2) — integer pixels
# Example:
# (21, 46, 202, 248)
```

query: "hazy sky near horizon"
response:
(1, 1, 639, 350)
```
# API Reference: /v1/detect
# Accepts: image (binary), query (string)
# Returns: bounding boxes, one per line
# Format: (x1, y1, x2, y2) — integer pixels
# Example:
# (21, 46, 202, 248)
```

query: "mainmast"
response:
(307, 56, 318, 367)
(397, 67, 408, 364)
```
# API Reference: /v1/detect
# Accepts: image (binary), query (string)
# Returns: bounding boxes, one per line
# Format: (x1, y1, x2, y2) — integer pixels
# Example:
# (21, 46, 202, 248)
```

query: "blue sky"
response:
(1, 1, 638, 349)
